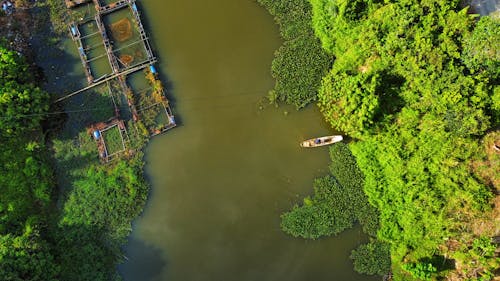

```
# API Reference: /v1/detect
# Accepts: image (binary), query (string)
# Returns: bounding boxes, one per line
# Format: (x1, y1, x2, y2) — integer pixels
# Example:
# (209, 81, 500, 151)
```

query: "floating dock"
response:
(70, 0, 155, 85)
(69, 23, 94, 84)
(63, 0, 177, 144)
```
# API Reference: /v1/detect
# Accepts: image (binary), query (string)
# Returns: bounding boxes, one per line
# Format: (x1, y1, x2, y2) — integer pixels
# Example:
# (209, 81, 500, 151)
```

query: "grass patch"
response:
(102, 125, 125, 156)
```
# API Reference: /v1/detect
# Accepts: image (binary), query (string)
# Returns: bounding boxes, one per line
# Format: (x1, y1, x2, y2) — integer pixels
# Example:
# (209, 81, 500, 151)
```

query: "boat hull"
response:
(300, 135, 343, 148)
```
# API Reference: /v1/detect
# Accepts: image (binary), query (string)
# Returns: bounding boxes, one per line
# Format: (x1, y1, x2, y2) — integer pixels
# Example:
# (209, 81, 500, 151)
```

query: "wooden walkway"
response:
(130, 1, 155, 60)
(70, 24, 94, 84)
(97, 0, 129, 15)
(54, 59, 156, 103)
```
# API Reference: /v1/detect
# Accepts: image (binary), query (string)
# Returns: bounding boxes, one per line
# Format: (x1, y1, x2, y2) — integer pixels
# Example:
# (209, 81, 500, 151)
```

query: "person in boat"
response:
(315, 138, 322, 144)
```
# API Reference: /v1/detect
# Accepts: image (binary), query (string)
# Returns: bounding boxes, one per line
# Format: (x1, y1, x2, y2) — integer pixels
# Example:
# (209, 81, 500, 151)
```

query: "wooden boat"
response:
(300, 135, 343, 148)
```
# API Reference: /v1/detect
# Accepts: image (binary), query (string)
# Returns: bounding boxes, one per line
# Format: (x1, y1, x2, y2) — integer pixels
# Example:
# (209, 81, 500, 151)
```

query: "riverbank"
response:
(0, 1, 64, 279)
(117, 1, 379, 281)
(256, 0, 390, 278)
(261, 0, 500, 280)
(0, 0, 170, 279)
(40, 0, 173, 278)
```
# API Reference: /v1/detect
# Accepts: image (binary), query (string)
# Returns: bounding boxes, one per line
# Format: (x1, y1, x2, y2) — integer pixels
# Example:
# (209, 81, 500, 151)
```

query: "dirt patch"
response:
(471, 195, 500, 237)
(0, 9, 33, 56)
(472, 131, 500, 191)
(110, 18, 132, 42)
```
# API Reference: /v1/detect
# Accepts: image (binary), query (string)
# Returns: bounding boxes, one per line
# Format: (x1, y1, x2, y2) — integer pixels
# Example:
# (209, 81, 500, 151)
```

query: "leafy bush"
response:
(463, 16, 500, 78)
(401, 262, 437, 281)
(0, 44, 49, 135)
(54, 154, 149, 280)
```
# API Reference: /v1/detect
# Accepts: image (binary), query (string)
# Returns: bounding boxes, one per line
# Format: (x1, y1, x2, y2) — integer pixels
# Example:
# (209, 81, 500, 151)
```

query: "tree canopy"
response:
(0, 45, 49, 135)
(265, 0, 499, 278)
(308, 0, 499, 279)
(0, 42, 59, 280)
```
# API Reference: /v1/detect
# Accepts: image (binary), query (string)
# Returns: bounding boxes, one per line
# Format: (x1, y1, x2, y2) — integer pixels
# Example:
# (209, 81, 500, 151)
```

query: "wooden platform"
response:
(62, 0, 176, 147)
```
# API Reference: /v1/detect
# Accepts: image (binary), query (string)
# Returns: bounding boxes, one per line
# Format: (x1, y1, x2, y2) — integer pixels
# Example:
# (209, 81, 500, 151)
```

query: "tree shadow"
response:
(49, 224, 157, 281)
(117, 236, 168, 281)
(374, 72, 406, 123)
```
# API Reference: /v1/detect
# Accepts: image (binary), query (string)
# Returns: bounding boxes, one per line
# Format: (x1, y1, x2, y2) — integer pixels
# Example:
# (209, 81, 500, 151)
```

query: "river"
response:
(119, 1, 377, 281)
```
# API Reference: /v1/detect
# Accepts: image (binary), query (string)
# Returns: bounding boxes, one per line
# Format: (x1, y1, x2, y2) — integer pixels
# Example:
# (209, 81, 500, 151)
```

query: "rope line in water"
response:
(0, 89, 316, 120)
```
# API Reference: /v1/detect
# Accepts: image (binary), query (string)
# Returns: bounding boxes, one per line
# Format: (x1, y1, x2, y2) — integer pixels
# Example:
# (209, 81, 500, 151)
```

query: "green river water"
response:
(118, 1, 378, 280)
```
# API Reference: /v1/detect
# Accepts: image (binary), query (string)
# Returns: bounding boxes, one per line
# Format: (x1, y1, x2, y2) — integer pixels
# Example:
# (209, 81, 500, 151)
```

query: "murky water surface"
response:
(119, 1, 377, 280)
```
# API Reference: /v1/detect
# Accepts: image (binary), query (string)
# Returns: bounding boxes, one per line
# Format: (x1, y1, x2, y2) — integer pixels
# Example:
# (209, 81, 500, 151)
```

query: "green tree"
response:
(0, 43, 49, 136)
(318, 72, 380, 138)
(0, 44, 30, 84)
(0, 138, 53, 234)
(0, 222, 59, 281)
(463, 16, 500, 77)
(307, 0, 497, 278)
(0, 41, 58, 280)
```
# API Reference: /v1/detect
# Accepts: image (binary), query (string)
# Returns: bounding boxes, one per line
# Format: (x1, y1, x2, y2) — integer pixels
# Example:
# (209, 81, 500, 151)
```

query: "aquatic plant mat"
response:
(104, 9, 149, 69)
(110, 18, 133, 42)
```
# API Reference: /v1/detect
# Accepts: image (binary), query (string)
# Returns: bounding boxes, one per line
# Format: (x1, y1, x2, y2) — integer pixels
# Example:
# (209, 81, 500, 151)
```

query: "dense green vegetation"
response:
(0, 42, 59, 280)
(281, 143, 389, 275)
(350, 240, 391, 276)
(281, 143, 379, 239)
(310, 0, 499, 278)
(52, 142, 149, 280)
(257, 0, 332, 108)
(264, 0, 499, 279)
(0, 5, 152, 278)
